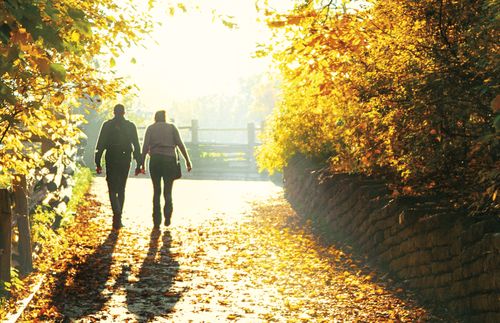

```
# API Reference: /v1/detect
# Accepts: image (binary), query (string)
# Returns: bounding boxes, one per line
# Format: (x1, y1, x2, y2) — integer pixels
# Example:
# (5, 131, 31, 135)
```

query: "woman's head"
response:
(154, 110, 166, 122)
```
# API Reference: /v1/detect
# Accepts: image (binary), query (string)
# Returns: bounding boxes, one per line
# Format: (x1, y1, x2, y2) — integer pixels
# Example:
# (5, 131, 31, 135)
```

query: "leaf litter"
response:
(16, 191, 451, 322)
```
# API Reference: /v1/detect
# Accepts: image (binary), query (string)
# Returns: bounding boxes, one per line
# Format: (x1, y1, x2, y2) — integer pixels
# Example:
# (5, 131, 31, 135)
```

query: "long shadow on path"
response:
(126, 229, 181, 322)
(50, 230, 119, 319)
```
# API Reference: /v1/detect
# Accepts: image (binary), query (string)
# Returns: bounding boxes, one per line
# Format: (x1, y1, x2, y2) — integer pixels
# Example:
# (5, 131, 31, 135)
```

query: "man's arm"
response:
(140, 126, 151, 168)
(94, 122, 108, 170)
(130, 122, 141, 167)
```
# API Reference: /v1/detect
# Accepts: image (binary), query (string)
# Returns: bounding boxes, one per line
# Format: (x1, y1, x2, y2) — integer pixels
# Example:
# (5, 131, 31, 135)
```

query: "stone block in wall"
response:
(431, 261, 453, 275)
(399, 237, 418, 254)
(404, 250, 431, 267)
(495, 269, 500, 290)
(431, 246, 451, 261)
(420, 286, 436, 299)
(484, 252, 500, 272)
(493, 232, 500, 251)
(425, 229, 449, 248)
(433, 272, 453, 287)
(448, 297, 471, 315)
(390, 253, 407, 272)
(450, 281, 466, 298)
(379, 249, 390, 264)
(450, 239, 462, 257)
(398, 208, 435, 227)
(462, 235, 492, 264)
(328, 197, 351, 221)
(464, 273, 497, 294)
(461, 253, 499, 279)
(435, 286, 452, 301)
(452, 266, 463, 282)
(469, 293, 499, 312)
(469, 312, 500, 323)
(462, 258, 482, 279)
(462, 219, 500, 245)
(325, 177, 352, 208)
(415, 264, 432, 278)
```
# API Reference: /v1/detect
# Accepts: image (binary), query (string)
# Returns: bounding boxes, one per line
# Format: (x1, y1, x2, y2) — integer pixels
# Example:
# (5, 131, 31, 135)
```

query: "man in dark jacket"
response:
(95, 104, 141, 229)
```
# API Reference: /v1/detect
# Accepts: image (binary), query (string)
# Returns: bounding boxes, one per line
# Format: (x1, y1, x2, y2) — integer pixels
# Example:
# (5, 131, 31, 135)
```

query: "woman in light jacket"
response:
(140, 110, 192, 227)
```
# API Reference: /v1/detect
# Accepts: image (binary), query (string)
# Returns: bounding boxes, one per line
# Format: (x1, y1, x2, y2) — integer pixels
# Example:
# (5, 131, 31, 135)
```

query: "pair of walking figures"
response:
(94, 104, 192, 229)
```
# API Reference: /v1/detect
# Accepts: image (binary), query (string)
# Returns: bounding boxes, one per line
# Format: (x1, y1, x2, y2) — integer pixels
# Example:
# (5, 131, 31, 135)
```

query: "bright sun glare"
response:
(115, 0, 287, 109)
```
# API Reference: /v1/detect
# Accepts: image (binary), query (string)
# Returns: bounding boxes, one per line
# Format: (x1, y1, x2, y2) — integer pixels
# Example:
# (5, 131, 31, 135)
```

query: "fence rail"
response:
(139, 120, 266, 180)
(1, 137, 76, 288)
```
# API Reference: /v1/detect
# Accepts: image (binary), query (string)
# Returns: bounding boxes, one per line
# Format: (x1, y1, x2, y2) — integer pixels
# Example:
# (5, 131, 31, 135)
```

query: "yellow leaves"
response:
(70, 31, 80, 42)
(34, 57, 51, 74)
(109, 57, 116, 68)
(491, 95, 500, 113)
(1, 0, 154, 179)
(51, 92, 65, 106)
(11, 28, 31, 49)
(177, 3, 187, 13)
(268, 20, 287, 28)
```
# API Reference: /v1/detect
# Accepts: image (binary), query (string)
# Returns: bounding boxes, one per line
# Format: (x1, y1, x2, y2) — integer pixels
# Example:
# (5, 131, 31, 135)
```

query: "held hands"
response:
(135, 166, 146, 176)
(96, 166, 102, 174)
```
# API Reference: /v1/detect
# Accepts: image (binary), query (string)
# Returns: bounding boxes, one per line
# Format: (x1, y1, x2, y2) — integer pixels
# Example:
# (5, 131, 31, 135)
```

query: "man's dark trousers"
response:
(106, 151, 131, 227)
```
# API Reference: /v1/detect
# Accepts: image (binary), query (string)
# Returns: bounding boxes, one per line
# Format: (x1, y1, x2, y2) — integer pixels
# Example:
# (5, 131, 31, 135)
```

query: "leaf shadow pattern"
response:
(126, 228, 181, 322)
(50, 230, 119, 319)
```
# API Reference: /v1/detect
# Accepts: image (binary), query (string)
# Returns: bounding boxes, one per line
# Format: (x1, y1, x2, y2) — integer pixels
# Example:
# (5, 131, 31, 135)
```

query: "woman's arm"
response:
(177, 143, 192, 172)
(140, 126, 151, 169)
(173, 125, 192, 172)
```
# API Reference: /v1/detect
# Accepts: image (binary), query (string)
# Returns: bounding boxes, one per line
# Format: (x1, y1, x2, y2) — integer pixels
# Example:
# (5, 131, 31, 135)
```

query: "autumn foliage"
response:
(0, 0, 151, 185)
(257, 0, 499, 211)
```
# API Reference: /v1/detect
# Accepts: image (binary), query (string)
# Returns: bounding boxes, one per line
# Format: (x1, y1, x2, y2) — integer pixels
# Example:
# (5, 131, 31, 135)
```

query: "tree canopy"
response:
(0, 0, 152, 185)
(257, 0, 499, 211)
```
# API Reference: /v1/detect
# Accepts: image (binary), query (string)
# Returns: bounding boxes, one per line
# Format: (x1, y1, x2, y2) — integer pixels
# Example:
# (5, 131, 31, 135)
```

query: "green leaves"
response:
(67, 8, 86, 20)
(0, 24, 12, 44)
(0, 82, 17, 105)
(49, 63, 66, 82)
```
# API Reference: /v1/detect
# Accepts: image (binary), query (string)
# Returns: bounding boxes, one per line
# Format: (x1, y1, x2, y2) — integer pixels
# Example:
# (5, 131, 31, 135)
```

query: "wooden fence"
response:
(0, 137, 74, 288)
(139, 120, 267, 180)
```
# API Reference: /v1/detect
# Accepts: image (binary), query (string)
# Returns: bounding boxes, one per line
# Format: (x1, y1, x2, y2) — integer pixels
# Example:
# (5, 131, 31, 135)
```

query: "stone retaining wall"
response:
(284, 156, 500, 322)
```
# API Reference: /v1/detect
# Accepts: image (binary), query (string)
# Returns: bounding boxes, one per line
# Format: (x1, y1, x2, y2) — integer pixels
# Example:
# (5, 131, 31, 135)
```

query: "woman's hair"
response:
(154, 110, 166, 122)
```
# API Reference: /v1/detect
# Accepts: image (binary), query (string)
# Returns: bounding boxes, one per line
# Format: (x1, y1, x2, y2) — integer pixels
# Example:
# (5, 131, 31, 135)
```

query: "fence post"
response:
(189, 120, 199, 170)
(247, 123, 256, 147)
(191, 119, 199, 144)
(247, 123, 256, 166)
(14, 175, 33, 275)
(0, 189, 12, 287)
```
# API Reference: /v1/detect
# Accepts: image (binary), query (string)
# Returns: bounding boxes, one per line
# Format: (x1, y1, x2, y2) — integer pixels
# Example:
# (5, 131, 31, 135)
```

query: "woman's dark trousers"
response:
(149, 155, 176, 226)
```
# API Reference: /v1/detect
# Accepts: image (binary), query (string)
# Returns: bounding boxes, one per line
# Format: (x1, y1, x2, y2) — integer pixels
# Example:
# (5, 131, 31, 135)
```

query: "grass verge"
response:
(0, 167, 94, 319)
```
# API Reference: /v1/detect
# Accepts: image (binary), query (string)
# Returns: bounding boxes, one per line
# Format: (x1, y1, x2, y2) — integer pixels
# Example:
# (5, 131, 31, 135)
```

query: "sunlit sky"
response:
(114, 0, 291, 110)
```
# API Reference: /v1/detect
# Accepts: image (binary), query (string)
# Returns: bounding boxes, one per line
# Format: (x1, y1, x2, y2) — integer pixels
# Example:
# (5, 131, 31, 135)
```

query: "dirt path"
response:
(21, 178, 444, 322)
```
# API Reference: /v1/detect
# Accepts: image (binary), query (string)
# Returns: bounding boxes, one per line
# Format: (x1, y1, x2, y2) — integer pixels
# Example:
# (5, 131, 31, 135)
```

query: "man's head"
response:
(154, 110, 166, 123)
(114, 104, 125, 116)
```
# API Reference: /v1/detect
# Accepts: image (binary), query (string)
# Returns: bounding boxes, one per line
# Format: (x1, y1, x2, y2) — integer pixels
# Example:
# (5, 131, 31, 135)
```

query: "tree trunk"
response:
(0, 189, 12, 288)
(14, 175, 33, 275)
